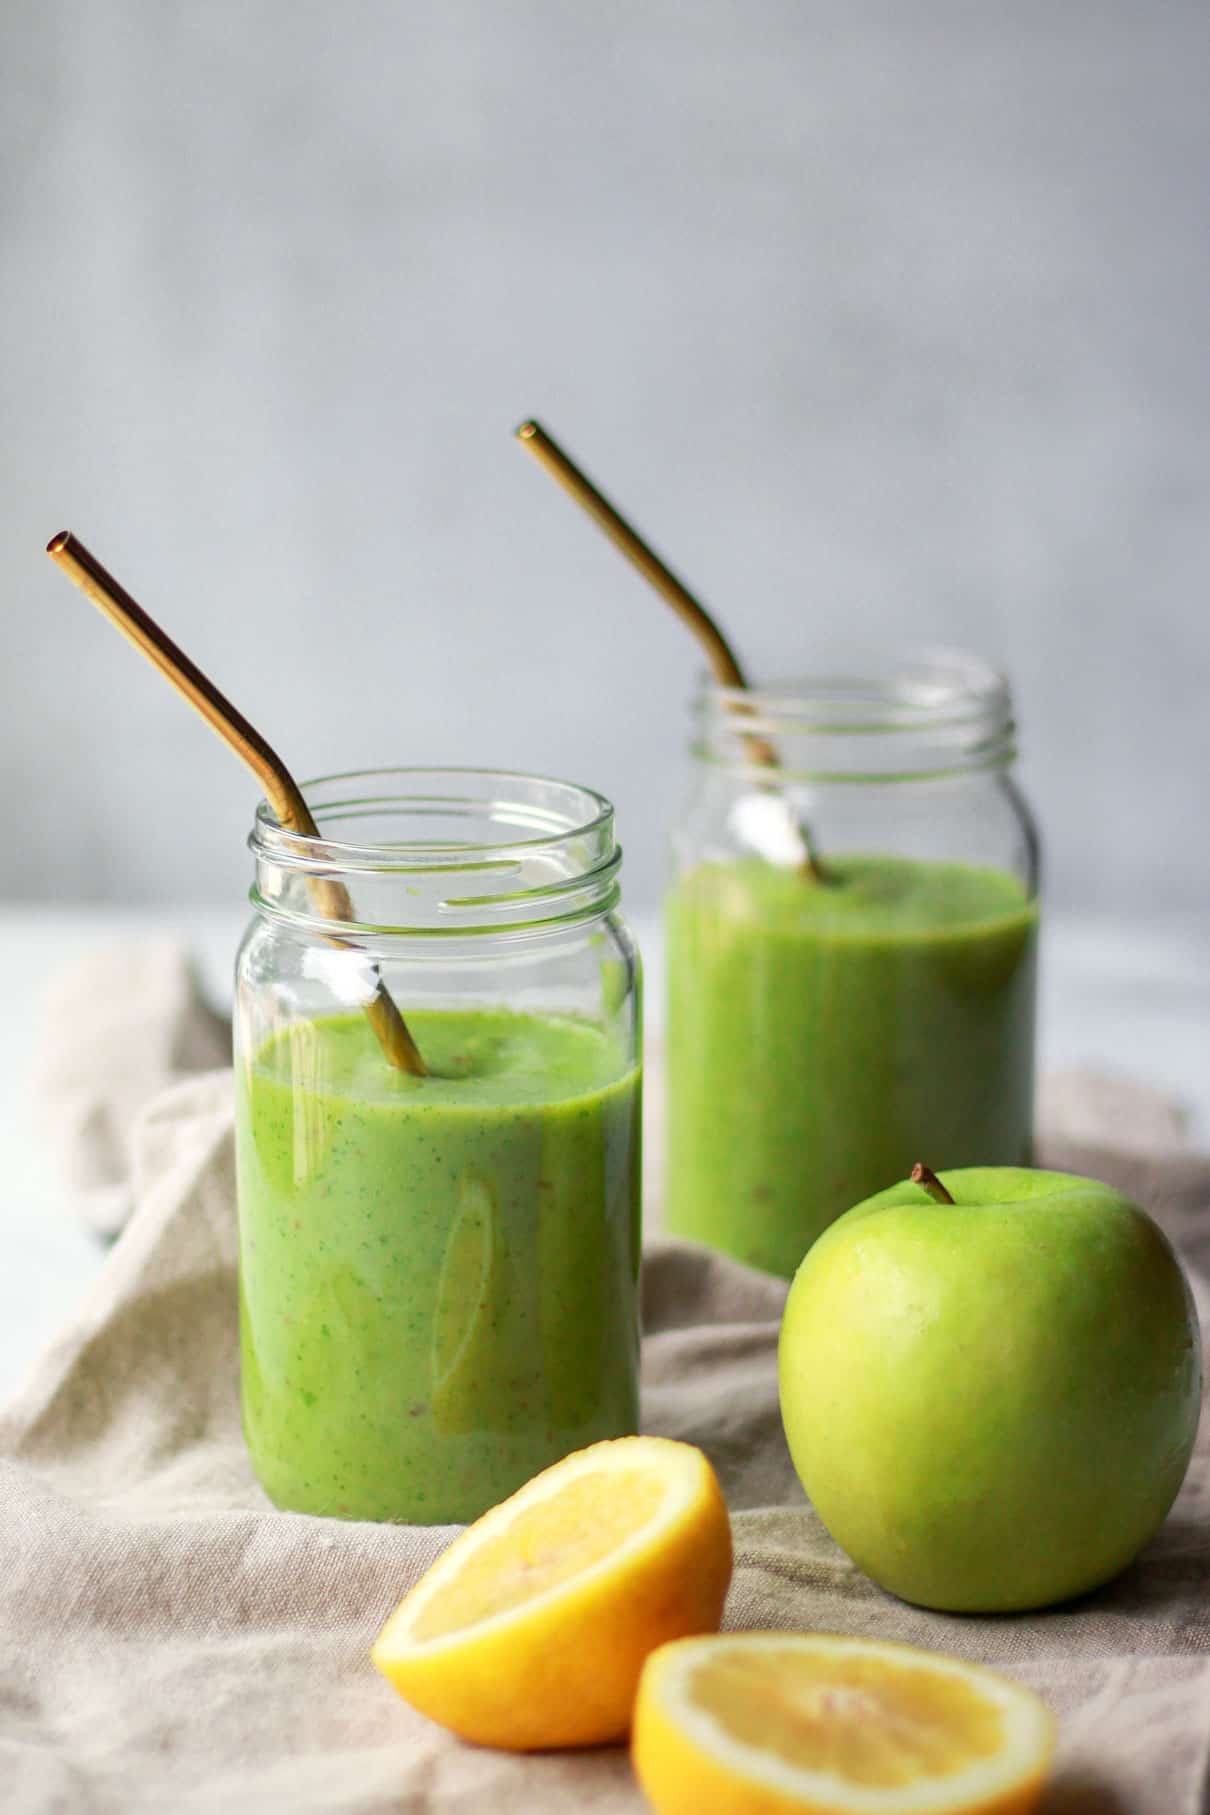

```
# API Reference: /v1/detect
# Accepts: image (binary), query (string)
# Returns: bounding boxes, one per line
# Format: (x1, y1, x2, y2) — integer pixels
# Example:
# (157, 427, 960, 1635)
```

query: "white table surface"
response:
(2, 903, 1207, 1401)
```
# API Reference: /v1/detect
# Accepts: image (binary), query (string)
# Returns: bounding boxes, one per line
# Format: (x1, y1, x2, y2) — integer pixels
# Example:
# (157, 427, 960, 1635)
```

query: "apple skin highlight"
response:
(778, 1166, 1203, 1613)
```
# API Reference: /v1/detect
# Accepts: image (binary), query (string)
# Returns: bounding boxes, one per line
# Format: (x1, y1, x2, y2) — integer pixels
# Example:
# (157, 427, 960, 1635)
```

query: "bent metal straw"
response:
(46, 531, 427, 1076)
(514, 419, 830, 883)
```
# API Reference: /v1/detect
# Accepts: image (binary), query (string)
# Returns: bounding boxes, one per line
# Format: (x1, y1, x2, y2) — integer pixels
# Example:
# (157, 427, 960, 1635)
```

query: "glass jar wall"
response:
(664, 652, 1039, 1279)
(235, 769, 642, 1524)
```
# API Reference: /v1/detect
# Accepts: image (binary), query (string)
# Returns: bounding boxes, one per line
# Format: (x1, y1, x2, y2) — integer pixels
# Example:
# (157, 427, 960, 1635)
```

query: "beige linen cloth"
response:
(4, 946, 1210, 1812)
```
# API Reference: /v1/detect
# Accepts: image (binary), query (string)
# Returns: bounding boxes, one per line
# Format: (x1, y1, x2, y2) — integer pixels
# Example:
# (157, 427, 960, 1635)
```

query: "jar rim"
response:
(698, 647, 1011, 728)
(693, 647, 1018, 781)
(247, 767, 623, 939)
(250, 766, 614, 874)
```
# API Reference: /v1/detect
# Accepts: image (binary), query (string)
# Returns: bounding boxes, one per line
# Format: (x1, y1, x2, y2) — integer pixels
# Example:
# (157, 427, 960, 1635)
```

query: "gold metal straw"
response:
(514, 420, 830, 882)
(46, 532, 427, 1076)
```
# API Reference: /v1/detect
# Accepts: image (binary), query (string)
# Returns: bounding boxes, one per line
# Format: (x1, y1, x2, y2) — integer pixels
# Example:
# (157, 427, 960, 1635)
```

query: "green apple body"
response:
(778, 1167, 1202, 1613)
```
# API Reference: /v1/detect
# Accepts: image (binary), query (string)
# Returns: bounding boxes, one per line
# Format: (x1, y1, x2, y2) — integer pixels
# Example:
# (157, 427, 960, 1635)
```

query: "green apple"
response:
(778, 1166, 1202, 1613)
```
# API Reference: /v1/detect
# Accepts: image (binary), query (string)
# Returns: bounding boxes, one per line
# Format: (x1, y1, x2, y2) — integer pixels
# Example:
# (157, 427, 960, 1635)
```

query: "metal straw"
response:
(46, 532, 427, 1076)
(514, 420, 829, 882)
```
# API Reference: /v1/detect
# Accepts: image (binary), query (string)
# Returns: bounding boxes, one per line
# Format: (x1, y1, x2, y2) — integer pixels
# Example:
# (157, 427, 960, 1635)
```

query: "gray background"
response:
(3, 1, 1207, 917)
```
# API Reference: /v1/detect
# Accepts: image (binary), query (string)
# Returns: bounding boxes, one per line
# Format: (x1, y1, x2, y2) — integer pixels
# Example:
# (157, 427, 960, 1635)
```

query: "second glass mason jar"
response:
(665, 651, 1039, 1279)
(234, 769, 641, 1525)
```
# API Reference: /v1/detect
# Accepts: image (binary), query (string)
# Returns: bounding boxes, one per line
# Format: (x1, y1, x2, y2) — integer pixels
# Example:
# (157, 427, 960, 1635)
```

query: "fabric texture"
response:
(5, 948, 1210, 1811)
(30, 940, 230, 1238)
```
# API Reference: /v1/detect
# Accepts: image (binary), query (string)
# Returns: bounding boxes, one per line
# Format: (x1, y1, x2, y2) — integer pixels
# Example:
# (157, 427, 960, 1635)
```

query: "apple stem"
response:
(911, 1162, 955, 1206)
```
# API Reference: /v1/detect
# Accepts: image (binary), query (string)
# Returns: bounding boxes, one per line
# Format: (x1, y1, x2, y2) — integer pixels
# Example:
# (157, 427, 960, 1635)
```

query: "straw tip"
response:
(46, 530, 71, 556)
(514, 419, 540, 441)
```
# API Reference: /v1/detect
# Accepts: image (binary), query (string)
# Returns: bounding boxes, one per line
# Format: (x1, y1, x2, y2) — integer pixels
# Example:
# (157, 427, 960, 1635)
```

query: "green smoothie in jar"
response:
(235, 769, 642, 1524)
(665, 855, 1036, 1278)
(664, 658, 1039, 1279)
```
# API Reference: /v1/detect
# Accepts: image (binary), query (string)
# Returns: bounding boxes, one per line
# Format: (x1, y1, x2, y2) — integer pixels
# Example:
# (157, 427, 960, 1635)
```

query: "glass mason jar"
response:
(234, 769, 642, 1525)
(665, 651, 1039, 1279)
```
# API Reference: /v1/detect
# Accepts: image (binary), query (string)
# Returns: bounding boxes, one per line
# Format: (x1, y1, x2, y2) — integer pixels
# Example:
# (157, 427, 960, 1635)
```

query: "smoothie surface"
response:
(680, 852, 1035, 939)
(253, 1004, 632, 1106)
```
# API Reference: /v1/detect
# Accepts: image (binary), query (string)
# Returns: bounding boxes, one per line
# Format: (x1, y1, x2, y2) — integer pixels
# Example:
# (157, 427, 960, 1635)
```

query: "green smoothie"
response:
(665, 855, 1037, 1278)
(236, 1008, 641, 1523)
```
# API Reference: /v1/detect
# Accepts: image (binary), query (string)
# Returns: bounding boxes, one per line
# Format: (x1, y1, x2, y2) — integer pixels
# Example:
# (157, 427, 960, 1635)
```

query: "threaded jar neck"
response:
(249, 768, 622, 939)
(693, 649, 1019, 783)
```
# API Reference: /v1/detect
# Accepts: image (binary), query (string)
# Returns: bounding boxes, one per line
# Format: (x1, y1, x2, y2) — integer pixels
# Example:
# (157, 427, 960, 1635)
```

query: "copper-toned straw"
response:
(514, 420, 830, 883)
(46, 532, 427, 1076)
